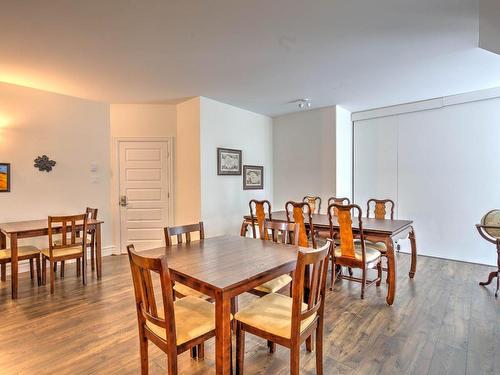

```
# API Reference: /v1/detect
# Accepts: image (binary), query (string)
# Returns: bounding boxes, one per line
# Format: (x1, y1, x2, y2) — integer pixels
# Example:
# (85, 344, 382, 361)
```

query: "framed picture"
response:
(243, 165, 264, 190)
(0, 163, 11, 192)
(217, 148, 242, 175)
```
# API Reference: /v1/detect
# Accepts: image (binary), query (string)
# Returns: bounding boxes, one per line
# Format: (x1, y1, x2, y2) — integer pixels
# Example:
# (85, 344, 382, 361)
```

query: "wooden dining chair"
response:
(250, 221, 300, 297)
(127, 244, 219, 374)
(286, 201, 316, 249)
(303, 196, 322, 214)
(367, 198, 395, 220)
(164, 222, 209, 300)
(249, 199, 272, 239)
(42, 214, 88, 294)
(365, 198, 396, 256)
(56, 207, 98, 277)
(327, 197, 351, 212)
(0, 246, 41, 286)
(328, 203, 382, 298)
(235, 240, 332, 375)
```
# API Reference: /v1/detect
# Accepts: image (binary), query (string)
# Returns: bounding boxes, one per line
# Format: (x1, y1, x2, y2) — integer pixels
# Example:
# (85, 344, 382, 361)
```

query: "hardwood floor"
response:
(0, 252, 498, 374)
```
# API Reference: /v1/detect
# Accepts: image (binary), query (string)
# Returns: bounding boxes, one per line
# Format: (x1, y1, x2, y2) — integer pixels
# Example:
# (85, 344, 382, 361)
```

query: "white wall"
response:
(176, 98, 201, 226)
(200, 97, 273, 237)
(335, 106, 352, 200)
(0, 82, 112, 251)
(480, 0, 500, 55)
(273, 107, 336, 211)
(354, 96, 500, 265)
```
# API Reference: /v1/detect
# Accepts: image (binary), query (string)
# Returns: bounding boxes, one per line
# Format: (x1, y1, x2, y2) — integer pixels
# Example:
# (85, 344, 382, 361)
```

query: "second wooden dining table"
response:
(141, 235, 300, 375)
(0, 218, 104, 299)
(241, 211, 418, 306)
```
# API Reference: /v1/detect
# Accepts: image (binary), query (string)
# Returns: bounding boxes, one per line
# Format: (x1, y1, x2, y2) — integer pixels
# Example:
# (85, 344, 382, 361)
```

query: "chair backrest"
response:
(285, 201, 316, 248)
(164, 222, 204, 246)
(85, 207, 98, 220)
(327, 197, 351, 217)
(367, 199, 395, 220)
(328, 203, 367, 263)
(249, 199, 272, 239)
(290, 240, 332, 340)
(303, 196, 321, 214)
(127, 244, 176, 347)
(261, 220, 300, 245)
(48, 214, 88, 255)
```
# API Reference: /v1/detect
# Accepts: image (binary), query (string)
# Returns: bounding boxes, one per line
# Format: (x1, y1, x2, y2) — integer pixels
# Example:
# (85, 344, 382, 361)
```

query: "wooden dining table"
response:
(141, 235, 300, 375)
(0, 218, 104, 299)
(241, 211, 417, 305)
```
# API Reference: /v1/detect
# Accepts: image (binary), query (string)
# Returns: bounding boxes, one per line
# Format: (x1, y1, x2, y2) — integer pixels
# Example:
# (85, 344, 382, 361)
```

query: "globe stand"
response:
(476, 218, 500, 298)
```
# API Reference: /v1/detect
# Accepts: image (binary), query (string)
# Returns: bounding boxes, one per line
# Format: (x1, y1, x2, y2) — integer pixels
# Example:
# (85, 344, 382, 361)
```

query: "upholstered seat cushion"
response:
(253, 274, 292, 293)
(146, 296, 219, 345)
(173, 283, 211, 300)
(334, 243, 381, 263)
(354, 239, 387, 252)
(41, 246, 83, 258)
(0, 246, 40, 260)
(234, 293, 317, 339)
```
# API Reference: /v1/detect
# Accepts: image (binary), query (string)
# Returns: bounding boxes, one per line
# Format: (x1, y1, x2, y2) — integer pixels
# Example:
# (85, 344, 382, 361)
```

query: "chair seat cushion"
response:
(173, 283, 211, 300)
(41, 246, 83, 258)
(235, 293, 317, 339)
(253, 274, 292, 293)
(146, 296, 218, 345)
(334, 243, 381, 263)
(0, 246, 40, 260)
(354, 239, 387, 252)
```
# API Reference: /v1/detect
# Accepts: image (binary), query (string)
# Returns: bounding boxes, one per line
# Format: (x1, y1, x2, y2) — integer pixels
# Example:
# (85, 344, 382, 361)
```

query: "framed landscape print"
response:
(217, 148, 242, 175)
(0, 163, 11, 192)
(243, 165, 264, 190)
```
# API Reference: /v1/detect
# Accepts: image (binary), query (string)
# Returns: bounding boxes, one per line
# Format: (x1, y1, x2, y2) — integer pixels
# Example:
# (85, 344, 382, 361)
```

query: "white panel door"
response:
(119, 141, 171, 252)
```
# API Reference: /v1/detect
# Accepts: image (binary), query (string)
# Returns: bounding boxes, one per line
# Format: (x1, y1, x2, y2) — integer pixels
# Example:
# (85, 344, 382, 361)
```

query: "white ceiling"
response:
(1, 0, 500, 116)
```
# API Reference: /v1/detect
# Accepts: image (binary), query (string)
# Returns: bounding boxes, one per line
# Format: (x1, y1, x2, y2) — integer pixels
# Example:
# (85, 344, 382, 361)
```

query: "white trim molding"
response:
(352, 86, 500, 122)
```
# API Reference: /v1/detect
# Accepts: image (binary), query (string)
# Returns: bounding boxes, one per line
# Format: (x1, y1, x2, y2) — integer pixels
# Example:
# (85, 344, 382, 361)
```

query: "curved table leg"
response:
(408, 225, 417, 279)
(385, 240, 396, 305)
(479, 271, 497, 286)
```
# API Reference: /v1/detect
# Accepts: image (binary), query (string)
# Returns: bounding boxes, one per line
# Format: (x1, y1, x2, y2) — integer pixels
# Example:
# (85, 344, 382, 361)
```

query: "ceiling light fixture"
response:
(288, 98, 311, 110)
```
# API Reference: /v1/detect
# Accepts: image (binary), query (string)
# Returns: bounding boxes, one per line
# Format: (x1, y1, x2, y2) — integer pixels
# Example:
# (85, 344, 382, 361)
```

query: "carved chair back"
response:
(303, 196, 322, 214)
(285, 201, 316, 248)
(249, 199, 272, 239)
(327, 197, 351, 217)
(367, 199, 395, 220)
(328, 203, 367, 265)
(164, 222, 204, 246)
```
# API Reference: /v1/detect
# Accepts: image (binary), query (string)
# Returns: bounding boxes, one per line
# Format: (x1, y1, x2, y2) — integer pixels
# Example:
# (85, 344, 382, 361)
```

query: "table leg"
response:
(408, 225, 417, 278)
(82, 235, 87, 286)
(215, 291, 232, 375)
(1, 232, 6, 282)
(385, 240, 396, 305)
(96, 224, 102, 279)
(240, 220, 248, 237)
(10, 234, 18, 299)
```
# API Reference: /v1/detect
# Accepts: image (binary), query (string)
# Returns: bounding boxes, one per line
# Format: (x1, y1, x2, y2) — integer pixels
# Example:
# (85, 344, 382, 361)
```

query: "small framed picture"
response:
(217, 148, 242, 175)
(0, 163, 11, 192)
(243, 165, 264, 190)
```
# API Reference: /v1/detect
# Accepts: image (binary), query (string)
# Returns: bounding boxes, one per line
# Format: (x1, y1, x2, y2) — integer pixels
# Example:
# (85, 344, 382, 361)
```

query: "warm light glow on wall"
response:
(0, 65, 76, 97)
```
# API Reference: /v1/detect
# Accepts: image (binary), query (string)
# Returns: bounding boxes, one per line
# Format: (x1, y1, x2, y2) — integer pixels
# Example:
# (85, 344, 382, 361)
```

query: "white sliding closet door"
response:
(354, 98, 500, 265)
